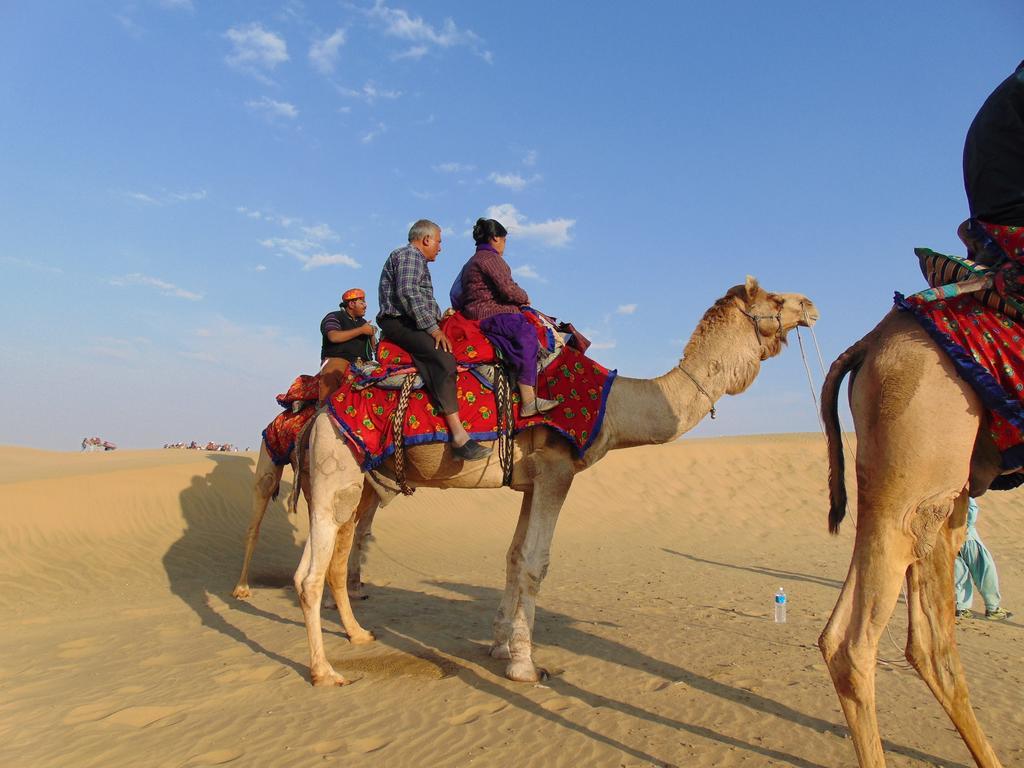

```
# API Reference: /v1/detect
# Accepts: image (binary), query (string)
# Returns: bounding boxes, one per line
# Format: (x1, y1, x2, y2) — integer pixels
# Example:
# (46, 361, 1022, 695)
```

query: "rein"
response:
(677, 363, 717, 419)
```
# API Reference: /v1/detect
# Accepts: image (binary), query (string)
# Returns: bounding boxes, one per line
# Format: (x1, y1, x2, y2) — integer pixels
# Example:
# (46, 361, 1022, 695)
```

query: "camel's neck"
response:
(599, 311, 763, 451)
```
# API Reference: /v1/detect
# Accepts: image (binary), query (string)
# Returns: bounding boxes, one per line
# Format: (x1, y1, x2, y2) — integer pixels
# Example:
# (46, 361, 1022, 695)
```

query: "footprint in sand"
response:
(539, 697, 575, 713)
(445, 702, 509, 726)
(183, 748, 245, 766)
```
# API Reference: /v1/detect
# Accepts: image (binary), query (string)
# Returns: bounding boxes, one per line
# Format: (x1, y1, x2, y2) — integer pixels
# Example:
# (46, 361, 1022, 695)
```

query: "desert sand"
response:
(1, 435, 1022, 767)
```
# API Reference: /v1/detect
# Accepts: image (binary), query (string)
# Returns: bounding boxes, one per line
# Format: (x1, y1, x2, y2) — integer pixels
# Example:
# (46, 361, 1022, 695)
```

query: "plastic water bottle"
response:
(774, 587, 787, 623)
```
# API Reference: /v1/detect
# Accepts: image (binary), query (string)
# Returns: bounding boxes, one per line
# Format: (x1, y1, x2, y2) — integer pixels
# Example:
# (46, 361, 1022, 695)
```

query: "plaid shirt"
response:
(377, 244, 441, 333)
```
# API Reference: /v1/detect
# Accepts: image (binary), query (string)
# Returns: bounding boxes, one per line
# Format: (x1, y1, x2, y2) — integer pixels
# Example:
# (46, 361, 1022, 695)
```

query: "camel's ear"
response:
(727, 275, 761, 302)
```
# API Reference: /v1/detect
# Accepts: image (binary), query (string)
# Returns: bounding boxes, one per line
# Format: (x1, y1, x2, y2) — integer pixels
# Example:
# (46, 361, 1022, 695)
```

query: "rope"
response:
(492, 364, 515, 486)
(390, 373, 417, 496)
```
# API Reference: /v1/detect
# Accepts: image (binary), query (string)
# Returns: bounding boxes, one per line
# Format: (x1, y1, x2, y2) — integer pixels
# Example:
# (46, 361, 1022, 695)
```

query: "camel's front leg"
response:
(294, 414, 364, 686)
(325, 483, 377, 643)
(233, 443, 285, 599)
(905, 502, 1004, 768)
(819, 513, 916, 768)
(491, 489, 532, 660)
(506, 462, 572, 682)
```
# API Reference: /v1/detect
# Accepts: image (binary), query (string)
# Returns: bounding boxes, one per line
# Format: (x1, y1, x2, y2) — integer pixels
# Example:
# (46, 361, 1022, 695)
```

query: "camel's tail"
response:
(822, 338, 867, 534)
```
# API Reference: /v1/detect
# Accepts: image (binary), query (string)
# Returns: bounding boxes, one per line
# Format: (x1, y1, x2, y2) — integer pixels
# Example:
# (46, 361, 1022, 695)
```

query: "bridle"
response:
(739, 308, 783, 345)
(677, 303, 788, 420)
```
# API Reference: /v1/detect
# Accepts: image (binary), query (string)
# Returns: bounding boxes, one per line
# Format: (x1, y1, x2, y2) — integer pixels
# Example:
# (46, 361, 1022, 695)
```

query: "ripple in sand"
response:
(183, 748, 245, 765)
(310, 738, 346, 755)
(103, 705, 181, 728)
(445, 702, 508, 725)
(349, 736, 391, 754)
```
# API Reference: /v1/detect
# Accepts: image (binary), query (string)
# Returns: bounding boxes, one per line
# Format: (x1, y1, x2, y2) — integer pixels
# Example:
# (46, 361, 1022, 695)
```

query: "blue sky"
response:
(1, 1, 1021, 450)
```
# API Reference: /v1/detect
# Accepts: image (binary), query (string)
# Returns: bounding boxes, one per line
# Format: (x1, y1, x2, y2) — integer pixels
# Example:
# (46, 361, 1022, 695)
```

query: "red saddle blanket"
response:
(896, 291, 1024, 469)
(328, 343, 615, 470)
(261, 313, 615, 470)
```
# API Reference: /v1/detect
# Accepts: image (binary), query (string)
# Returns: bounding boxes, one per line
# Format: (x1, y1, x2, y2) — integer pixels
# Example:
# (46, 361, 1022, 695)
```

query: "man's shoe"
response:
(520, 397, 559, 417)
(955, 609, 973, 622)
(452, 439, 492, 461)
(984, 607, 1010, 621)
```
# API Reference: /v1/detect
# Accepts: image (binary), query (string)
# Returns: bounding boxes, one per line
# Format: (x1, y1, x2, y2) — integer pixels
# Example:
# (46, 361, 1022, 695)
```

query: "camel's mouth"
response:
(797, 301, 820, 328)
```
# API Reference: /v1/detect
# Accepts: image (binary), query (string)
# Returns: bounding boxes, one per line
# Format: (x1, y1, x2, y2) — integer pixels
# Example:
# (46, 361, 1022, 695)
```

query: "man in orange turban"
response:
(318, 287, 376, 403)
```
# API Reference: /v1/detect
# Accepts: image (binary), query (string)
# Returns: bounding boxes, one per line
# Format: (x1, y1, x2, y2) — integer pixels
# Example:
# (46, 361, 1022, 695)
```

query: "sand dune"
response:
(1, 436, 1022, 767)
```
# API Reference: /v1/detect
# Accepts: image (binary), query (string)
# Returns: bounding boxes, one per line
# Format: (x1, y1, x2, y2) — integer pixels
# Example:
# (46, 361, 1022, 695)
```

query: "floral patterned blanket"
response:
(897, 291, 1024, 470)
(261, 312, 616, 470)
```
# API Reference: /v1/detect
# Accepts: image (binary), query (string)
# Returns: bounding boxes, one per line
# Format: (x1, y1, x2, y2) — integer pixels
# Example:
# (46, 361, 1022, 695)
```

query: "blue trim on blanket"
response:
(895, 291, 1024, 469)
(261, 426, 294, 466)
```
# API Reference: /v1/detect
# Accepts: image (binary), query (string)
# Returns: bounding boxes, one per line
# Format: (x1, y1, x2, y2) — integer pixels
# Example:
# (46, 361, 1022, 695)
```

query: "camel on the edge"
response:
(232, 438, 376, 601)
(293, 277, 818, 687)
(821, 308, 1011, 768)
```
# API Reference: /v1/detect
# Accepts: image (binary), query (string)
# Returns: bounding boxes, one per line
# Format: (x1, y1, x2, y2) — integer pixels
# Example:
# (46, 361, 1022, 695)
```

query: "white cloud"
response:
(434, 162, 475, 174)
(338, 81, 401, 103)
(127, 189, 207, 206)
(485, 203, 575, 247)
(367, 1, 491, 62)
(616, 304, 637, 315)
(224, 23, 288, 80)
(109, 273, 203, 301)
(302, 253, 360, 270)
(488, 172, 540, 191)
(590, 340, 617, 351)
(158, 0, 194, 10)
(113, 13, 144, 37)
(254, 264, 267, 272)
(260, 227, 359, 271)
(246, 96, 298, 119)
(511, 264, 545, 282)
(361, 122, 387, 143)
(1, 255, 64, 275)
(309, 28, 346, 74)
(523, 149, 538, 167)
(393, 45, 428, 61)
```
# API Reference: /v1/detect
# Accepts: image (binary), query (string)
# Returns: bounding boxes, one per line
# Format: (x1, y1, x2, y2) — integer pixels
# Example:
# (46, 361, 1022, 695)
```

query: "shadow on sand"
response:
(161, 458, 969, 767)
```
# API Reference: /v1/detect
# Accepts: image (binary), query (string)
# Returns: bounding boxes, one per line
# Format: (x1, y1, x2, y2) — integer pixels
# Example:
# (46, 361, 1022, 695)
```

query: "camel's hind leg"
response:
(904, 496, 1003, 767)
(491, 489, 532, 660)
(233, 442, 285, 599)
(819, 511, 917, 768)
(294, 414, 364, 686)
(347, 494, 379, 599)
(324, 482, 377, 644)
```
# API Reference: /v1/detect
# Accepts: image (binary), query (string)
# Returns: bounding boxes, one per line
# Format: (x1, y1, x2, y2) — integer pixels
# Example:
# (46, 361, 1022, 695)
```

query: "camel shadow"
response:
(162, 453, 308, 677)
(661, 549, 845, 591)
(341, 580, 967, 768)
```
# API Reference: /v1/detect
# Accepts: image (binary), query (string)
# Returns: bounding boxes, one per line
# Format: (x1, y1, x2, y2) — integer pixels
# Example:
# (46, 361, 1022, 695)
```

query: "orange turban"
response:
(341, 288, 366, 302)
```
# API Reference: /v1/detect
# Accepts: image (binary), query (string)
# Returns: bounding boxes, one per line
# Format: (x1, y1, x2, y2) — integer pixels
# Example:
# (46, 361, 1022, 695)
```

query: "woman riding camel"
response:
(457, 218, 557, 418)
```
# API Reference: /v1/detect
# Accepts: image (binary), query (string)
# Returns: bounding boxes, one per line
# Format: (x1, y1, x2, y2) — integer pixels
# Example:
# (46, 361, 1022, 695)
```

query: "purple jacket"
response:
(460, 245, 530, 320)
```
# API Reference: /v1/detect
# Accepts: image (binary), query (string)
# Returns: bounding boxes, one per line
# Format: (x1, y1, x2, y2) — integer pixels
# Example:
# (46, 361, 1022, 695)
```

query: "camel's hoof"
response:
(231, 585, 251, 599)
(311, 668, 351, 687)
(349, 630, 376, 645)
(505, 658, 541, 682)
(489, 641, 511, 660)
(347, 589, 370, 601)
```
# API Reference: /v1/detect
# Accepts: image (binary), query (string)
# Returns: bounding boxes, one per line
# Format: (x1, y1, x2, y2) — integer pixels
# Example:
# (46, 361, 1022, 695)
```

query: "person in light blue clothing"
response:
(954, 498, 1009, 621)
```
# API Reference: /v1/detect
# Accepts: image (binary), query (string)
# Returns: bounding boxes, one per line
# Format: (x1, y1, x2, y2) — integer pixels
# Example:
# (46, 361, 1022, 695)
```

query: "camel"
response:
(820, 307, 1012, 767)
(232, 438, 377, 601)
(293, 277, 818, 687)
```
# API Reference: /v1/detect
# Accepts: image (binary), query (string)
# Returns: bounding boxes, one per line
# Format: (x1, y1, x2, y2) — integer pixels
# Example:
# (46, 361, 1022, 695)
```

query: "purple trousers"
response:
(481, 312, 539, 386)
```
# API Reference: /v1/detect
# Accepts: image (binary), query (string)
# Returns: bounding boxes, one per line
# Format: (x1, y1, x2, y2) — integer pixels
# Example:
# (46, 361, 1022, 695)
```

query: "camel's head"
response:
(726, 276, 819, 361)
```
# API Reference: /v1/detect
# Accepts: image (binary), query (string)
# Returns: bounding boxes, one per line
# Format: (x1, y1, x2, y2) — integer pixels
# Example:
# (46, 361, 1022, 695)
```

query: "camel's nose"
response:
(799, 300, 820, 327)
